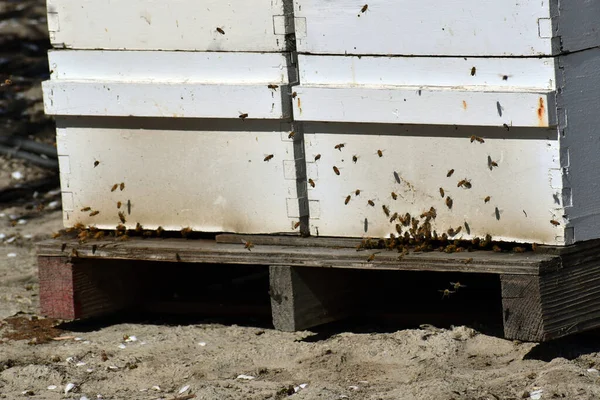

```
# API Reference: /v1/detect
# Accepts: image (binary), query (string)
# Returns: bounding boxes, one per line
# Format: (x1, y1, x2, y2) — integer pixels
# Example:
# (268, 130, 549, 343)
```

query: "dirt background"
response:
(3, 1, 600, 399)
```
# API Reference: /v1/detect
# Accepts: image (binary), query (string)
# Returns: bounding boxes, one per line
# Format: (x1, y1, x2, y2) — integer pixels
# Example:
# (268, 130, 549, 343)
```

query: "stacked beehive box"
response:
(43, 0, 600, 246)
(291, 0, 600, 245)
(43, 0, 304, 234)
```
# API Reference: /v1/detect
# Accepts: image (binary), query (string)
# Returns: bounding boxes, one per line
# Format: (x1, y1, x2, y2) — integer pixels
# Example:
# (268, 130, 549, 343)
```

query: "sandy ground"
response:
(4, 1, 600, 399)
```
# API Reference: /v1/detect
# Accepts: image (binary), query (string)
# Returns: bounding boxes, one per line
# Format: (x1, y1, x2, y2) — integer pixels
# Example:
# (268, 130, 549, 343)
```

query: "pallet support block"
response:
(269, 266, 357, 331)
(500, 274, 544, 342)
(38, 256, 142, 320)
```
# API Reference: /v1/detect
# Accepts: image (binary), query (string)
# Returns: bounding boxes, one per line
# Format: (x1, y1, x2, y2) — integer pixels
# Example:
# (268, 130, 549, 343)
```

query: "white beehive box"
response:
(291, 0, 600, 245)
(43, 0, 302, 234)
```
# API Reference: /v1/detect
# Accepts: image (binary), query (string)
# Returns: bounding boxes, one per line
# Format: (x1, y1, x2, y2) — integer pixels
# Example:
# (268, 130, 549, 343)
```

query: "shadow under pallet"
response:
(35, 236, 600, 342)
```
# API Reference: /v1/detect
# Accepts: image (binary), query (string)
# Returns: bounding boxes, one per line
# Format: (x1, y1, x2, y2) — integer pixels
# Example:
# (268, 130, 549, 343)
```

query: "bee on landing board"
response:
(181, 227, 192, 238)
(239, 112, 248, 119)
(242, 239, 254, 251)
(470, 135, 485, 143)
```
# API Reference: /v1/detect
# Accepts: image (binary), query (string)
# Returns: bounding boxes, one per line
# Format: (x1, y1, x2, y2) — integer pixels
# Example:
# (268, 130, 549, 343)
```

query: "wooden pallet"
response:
(36, 235, 600, 342)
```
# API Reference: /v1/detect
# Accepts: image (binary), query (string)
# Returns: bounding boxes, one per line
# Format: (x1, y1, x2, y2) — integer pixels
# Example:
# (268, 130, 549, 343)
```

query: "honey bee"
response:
(450, 281, 467, 290)
(389, 212, 398, 222)
(377, 149, 383, 157)
(503, 123, 510, 131)
(117, 234, 130, 241)
(439, 289, 455, 299)
(1, 79, 12, 86)
(395, 224, 402, 235)
(90, 210, 100, 216)
(345, 195, 351, 205)
(74, 223, 86, 230)
(382, 205, 390, 217)
(334, 143, 345, 151)
(293, 221, 300, 230)
(111, 184, 118, 192)
(361, 4, 368, 13)
(78, 230, 88, 242)
(52, 232, 61, 239)
(470, 66, 476, 76)
(268, 84, 279, 90)
(118, 211, 126, 223)
(462, 258, 473, 264)
(352, 155, 358, 163)
(391, 192, 398, 200)
(135, 222, 143, 233)
(484, 196, 491, 203)
(368, 200, 375, 207)
(181, 227, 192, 237)
(288, 131, 295, 139)
(333, 166, 340, 175)
(242, 239, 254, 251)
(176, 253, 182, 262)
(116, 224, 126, 232)
(239, 113, 248, 119)
(470, 135, 485, 143)
(314, 154, 321, 161)
(355, 189, 361, 196)
(445, 196, 453, 209)
(439, 188, 444, 198)
(156, 226, 164, 236)
(291, 92, 297, 99)
(513, 246, 526, 253)
(81, 207, 91, 212)
(61, 243, 67, 252)
(308, 178, 315, 188)
(216, 27, 225, 34)
(550, 219, 560, 226)
(457, 179, 471, 189)
(120, 182, 125, 191)
(143, 231, 153, 238)
(93, 231, 105, 240)
(488, 156, 499, 170)
(94, 161, 100, 167)
(447, 169, 454, 177)
(264, 154, 274, 162)
(532, 242, 538, 252)
(367, 253, 376, 262)
(117, 201, 122, 209)
(70, 248, 79, 258)
(492, 245, 502, 252)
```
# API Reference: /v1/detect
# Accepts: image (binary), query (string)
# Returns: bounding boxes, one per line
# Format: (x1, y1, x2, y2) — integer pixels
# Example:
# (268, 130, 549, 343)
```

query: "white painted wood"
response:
(48, 51, 290, 84)
(46, 0, 287, 51)
(56, 117, 299, 234)
(298, 55, 556, 90)
(43, 81, 288, 119)
(304, 125, 564, 244)
(293, 86, 554, 128)
(294, 0, 553, 56)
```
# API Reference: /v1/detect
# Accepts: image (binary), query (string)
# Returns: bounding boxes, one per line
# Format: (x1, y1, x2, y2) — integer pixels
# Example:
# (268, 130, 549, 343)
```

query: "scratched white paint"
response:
(304, 126, 564, 244)
(46, 0, 287, 51)
(48, 51, 290, 84)
(43, 81, 287, 119)
(56, 118, 299, 233)
(298, 55, 556, 90)
(293, 87, 553, 128)
(294, 0, 553, 56)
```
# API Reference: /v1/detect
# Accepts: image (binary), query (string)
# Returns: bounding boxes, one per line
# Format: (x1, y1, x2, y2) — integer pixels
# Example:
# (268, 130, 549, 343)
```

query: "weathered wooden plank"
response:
(36, 238, 554, 275)
(293, 86, 555, 128)
(270, 266, 358, 331)
(500, 274, 544, 341)
(216, 233, 361, 248)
